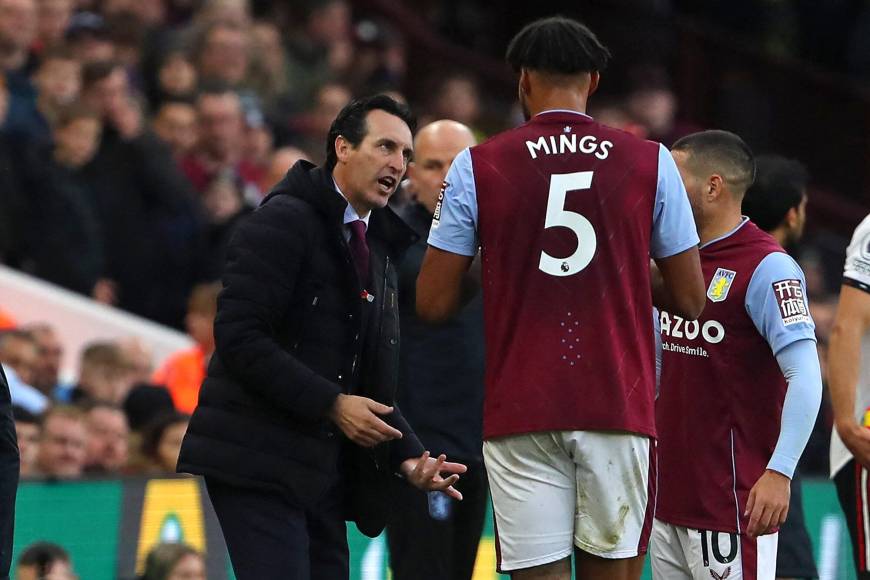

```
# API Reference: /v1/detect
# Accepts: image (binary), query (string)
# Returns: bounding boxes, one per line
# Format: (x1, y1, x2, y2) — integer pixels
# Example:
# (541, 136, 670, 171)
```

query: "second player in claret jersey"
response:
(651, 131, 823, 580)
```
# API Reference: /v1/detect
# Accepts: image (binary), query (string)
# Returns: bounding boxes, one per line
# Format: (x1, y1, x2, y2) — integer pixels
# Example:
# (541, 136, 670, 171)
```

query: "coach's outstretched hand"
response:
(745, 469, 791, 537)
(400, 451, 467, 500)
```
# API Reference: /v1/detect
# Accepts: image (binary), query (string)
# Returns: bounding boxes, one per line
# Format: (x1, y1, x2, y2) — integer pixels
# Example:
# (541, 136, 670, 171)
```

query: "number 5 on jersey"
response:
(539, 171, 597, 277)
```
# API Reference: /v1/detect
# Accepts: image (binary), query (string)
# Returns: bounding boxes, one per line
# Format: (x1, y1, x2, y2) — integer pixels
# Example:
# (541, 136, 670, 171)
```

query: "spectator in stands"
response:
(624, 66, 699, 147)
(24, 324, 64, 399)
(60, 342, 134, 406)
(123, 384, 175, 434)
(195, 21, 250, 89)
(35, 0, 74, 52)
(284, 0, 353, 105)
(80, 59, 210, 328)
(153, 100, 198, 160)
(3, 47, 81, 147)
(140, 542, 205, 580)
(152, 50, 197, 106)
(0, 330, 49, 414)
(35, 406, 88, 478)
(83, 402, 130, 474)
(117, 338, 154, 386)
(22, 102, 108, 299)
(0, 367, 18, 580)
(153, 282, 220, 413)
(248, 20, 289, 110)
(15, 541, 77, 580)
(12, 405, 39, 477)
(428, 75, 482, 136)
(259, 146, 309, 194)
(181, 85, 258, 194)
(138, 411, 190, 474)
(65, 12, 115, 65)
(0, 0, 37, 81)
(285, 81, 351, 163)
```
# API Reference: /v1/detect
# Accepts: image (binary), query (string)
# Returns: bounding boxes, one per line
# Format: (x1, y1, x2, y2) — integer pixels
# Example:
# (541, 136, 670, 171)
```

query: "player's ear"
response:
(588, 71, 600, 96)
(335, 135, 350, 163)
(708, 174, 725, 200)
(519, 69, 531, 96)
(785, 205, 799, 228)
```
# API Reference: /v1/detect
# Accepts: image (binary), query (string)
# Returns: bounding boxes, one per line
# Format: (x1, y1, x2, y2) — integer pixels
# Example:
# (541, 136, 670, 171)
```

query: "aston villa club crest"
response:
(707, 268, 736, 302)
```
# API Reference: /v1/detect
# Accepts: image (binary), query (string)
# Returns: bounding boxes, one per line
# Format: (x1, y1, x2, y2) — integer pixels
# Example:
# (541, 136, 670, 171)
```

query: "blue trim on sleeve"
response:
(651, 144, 700, 259)
(767, 339, 823, 477)
(427, 147, 479, 257)
(745, 252, 817, 355)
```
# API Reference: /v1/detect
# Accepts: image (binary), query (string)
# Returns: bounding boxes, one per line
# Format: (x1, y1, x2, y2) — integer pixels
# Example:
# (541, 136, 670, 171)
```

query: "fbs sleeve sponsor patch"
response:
(772, 279, 810, 326)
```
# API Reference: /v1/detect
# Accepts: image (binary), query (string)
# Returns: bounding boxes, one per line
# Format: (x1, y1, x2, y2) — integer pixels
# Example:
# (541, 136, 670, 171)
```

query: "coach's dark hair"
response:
(325, 94, 416, 171)
(506, 16, 611, 75)
(672, 130, 756, 196)
(742, 155, 809, 232)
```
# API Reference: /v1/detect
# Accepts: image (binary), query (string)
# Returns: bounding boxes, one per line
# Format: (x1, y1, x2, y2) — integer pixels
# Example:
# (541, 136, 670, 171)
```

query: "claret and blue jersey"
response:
(428, 109, 698, 440)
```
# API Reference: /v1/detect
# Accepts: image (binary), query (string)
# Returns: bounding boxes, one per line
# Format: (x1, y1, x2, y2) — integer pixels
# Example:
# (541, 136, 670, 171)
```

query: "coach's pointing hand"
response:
(329, 394, 403, 447)
(745, 469, 791, 537)
(401, 451, 468, 500)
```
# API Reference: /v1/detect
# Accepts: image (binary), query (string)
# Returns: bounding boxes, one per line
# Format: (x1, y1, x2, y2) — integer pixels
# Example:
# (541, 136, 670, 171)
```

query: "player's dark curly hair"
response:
(506, 16, 611, 75)
(742, 155, 809, 232)
(325, 94, 416, 171)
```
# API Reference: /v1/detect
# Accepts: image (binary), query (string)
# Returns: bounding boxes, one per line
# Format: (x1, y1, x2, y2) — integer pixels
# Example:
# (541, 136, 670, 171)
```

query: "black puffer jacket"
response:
(178, 160, 424, 536)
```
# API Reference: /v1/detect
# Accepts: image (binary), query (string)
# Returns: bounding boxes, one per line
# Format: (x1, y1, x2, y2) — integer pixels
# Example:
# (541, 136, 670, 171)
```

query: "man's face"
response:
(83, 69, 128, 119)
(408, 124, 475, 214)
(54, 117, 102, 168)
(14, 421, 39, 475)
(85, 407, 129, 472)
(38, 415, 88, 478)
(31, 327, 63, 393)
(200, 26, 249, 85)
(35, 58, 81, 106)
(0, 0, 36, 53)
(337, 109, 412, 213)
(197, 93, 243, 160)
(154, 103, 198, 157)
(1, 336, 38, 385)
(37, 0, 73, 46)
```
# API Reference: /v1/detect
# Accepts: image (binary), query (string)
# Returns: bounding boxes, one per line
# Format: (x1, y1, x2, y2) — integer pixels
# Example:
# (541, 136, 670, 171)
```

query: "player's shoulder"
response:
(849, 213, 870, 246)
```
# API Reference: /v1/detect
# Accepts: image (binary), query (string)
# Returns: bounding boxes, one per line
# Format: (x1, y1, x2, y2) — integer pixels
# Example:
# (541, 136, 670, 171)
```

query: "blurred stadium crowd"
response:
(0, 0, 867, 576)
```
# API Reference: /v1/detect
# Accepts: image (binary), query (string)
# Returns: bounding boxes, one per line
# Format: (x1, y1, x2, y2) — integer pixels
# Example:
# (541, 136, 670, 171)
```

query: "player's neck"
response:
(528, 92, 588, 117)
(699, 213, 744, 246)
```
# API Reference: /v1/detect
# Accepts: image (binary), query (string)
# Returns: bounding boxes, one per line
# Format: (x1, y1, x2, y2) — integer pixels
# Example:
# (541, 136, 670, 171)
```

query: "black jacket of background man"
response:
(178, 160, 424, 537)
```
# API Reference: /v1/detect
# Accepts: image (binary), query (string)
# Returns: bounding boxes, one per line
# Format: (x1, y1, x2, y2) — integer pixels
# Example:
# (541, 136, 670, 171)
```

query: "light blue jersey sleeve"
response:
(651, 144, 700, 259)
(745, 252, 821, 478)
(745, 252, 817, 355)
(768, 339, 823, 477)
(427, 147, 479, 256)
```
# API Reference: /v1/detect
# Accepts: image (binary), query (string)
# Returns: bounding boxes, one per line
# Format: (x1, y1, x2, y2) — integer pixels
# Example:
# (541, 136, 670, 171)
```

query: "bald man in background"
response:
(387, 120, 486, 580)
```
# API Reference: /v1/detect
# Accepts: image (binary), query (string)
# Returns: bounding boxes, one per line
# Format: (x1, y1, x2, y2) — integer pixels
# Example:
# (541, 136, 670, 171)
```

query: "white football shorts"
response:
(650, 518, 778, 580)
(483, 430, 654, 572)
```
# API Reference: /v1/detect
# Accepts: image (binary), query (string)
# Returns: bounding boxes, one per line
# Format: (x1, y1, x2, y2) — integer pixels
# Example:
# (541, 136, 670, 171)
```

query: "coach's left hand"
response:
(400, 451, 467, 500)
(745, 469, 791, 537)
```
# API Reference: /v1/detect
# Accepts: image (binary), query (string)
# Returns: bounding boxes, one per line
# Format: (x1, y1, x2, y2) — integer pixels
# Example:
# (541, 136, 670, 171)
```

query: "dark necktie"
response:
(348, 219, 370, 287)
